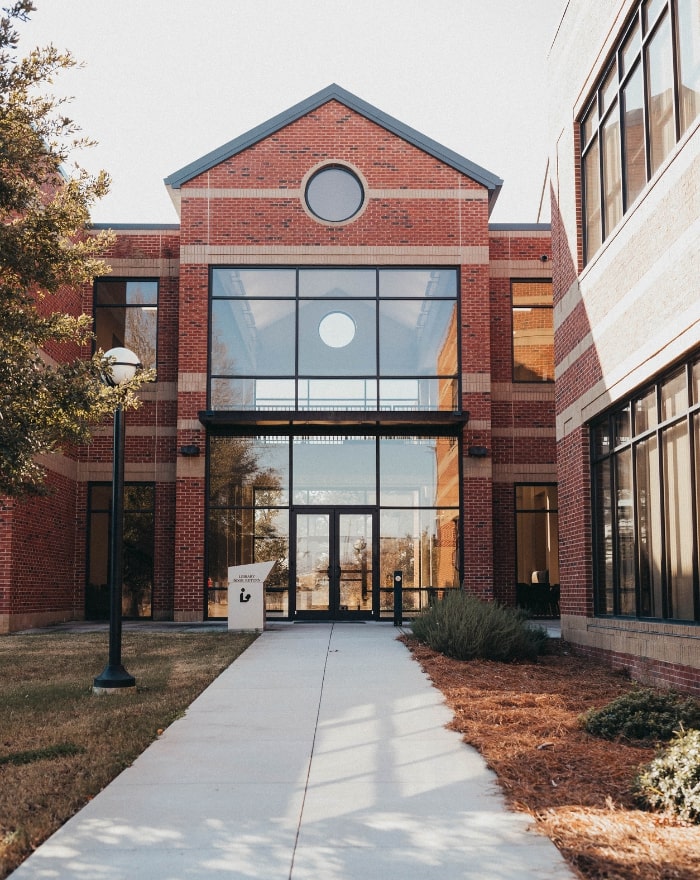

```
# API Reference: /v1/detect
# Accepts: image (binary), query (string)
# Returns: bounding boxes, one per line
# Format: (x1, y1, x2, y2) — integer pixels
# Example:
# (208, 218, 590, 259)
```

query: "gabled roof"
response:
(164, 84, 502, 211)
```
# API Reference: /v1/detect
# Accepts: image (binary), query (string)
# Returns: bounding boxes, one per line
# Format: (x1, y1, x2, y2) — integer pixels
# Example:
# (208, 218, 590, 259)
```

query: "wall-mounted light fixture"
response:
(180, 444, 201, 457)
(468, 445, 489, 458)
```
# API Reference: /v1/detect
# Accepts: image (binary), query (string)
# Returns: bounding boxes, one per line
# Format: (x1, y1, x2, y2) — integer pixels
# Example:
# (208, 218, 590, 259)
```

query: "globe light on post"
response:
(93, 347, 142, 694)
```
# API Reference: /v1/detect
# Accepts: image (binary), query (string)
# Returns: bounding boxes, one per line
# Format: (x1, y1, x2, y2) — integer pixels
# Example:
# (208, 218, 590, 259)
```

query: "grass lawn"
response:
(0, 629, 257, 879)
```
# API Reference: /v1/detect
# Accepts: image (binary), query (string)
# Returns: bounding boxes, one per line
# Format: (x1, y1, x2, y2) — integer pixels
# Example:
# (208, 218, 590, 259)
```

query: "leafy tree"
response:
(0, 1, 151, 497)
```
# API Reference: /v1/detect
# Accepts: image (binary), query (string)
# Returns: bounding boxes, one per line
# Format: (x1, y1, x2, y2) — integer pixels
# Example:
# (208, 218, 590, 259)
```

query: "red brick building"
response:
(0, 85, 556, 631)
(549, 0, 700, 693)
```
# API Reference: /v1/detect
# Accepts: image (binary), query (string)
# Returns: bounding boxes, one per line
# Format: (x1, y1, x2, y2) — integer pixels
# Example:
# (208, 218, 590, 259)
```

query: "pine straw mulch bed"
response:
(402, 636, 700, 880)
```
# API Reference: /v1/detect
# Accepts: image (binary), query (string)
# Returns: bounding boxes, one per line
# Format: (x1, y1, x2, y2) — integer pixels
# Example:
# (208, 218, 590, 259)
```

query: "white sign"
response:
(227, 561, 275, 632)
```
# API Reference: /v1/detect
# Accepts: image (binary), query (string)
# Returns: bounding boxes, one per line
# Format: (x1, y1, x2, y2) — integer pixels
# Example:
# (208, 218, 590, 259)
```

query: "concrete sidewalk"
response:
(10, 623, 574, 879)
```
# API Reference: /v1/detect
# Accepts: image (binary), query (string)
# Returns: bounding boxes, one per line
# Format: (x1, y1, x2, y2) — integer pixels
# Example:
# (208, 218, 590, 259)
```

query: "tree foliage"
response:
(0, 1, 151, 496)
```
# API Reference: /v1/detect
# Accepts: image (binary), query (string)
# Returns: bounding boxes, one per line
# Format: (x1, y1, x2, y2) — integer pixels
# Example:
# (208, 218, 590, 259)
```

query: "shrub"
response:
(634, 728, 700, 824)
(581, 689, 700, 742)
(410, 590, 548, 662)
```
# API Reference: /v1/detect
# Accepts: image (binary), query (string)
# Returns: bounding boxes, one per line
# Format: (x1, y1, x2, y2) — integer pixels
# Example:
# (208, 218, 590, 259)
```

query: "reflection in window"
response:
(581, 0, 700, 262)
(94, 279, 157, 371)
(515, 486, 560, 615)
(512, 281, 554, 382)
(86, 483, 155, 620)
(206, 434, 460, 619)
(209, 267, 459, 411)
(591, 356, 700, 622)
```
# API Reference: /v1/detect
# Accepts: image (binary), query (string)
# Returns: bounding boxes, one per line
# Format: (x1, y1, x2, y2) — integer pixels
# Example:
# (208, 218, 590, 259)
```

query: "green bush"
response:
(634, 728, 700, 824)
(581, 689, 700, 742)
(410, 590, 548, 662)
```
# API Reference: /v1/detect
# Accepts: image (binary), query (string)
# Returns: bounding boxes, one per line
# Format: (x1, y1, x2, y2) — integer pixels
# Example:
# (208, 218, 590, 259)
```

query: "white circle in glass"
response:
(305, 166, 364, 222)
(319, 311, 356, 348)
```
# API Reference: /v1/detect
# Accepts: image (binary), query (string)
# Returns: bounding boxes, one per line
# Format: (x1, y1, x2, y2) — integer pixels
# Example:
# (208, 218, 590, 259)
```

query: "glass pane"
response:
(380, 300, 457, 375)
(379, 508, 459, 599)
(305, 168, 364, 223)
(211, 299, 295, 376)
(634, 387, 658, 433)
(380, 436, 459, 506)
(299, 269, 375, 298)
(296, 513, 330, 611)
(209, 436, 289, 508)
(211, 268, 296, 298)
(379, 377, 456, 411)
(516, 509, 560, 589)
(298, 299, 376, 376)
(95, 280, 158, 306)
(592, 419, 611, 459)
(95, 306, 157, 371)
(593, 460, 614, 613)
(516, 485, 559, 511)
(338, 513, 373, 613)
(87, 510, 109, 618)
(614, 403, 632, 446)
(210, 378, 296, 410)
(123, 508, 153, 618)
(512, 281, 553, 307)
(644, 0, 667, 32)
(298, 378, 377, 410)
(622, 64, 647, 207)
(512, 308, 554, 382)
(677, 0, 700, 134)
(636, 435, 663, 617)
(379, 269, 457, 299)
(615, 448, 636, 615)
(206, 508, 290, 618)
(600, 62, 619, 113)
(693, 360, 700, 404)
(292, 436, 376, 505)
(584, 140, 602, 259)
(124, 484, 155, 510)
(647, 13, 676, 175)
(90, 484, 112, 510)
(602, 102, 623, 234)
(582, 101, 598, 147)
(661, 369, 687, 420)
(621, 18, 641, 75)
(663, 421, 695, 619)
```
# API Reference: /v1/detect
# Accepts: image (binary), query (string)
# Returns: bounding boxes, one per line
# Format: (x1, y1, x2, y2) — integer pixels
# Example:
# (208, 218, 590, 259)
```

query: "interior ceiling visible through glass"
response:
(209, 267, 459, 411)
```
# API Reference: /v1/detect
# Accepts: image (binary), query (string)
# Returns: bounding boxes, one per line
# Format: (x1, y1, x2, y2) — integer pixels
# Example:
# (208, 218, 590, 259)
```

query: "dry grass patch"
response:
(404, 637, 700, 880)
(0, 630, 256, 879)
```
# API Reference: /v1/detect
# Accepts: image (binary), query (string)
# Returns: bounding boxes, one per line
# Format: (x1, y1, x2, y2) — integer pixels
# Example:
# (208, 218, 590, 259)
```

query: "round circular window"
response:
(319, 311, 356, 348)
(305, 165, 364, 223)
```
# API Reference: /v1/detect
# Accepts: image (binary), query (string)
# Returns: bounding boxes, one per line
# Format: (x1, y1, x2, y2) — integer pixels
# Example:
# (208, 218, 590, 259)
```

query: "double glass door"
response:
(294, 508, 375, 619)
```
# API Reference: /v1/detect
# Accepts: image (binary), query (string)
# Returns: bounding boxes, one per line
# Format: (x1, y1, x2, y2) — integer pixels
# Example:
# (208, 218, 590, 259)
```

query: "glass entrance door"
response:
(294, 508, 375, 619)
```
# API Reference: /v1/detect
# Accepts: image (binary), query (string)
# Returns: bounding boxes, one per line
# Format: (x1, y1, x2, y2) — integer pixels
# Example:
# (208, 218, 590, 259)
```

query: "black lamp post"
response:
(93, 347, 141, 695)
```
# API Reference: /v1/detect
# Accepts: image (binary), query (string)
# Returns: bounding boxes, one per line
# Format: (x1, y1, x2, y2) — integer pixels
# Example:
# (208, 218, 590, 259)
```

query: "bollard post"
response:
(393, 570, 403, 626)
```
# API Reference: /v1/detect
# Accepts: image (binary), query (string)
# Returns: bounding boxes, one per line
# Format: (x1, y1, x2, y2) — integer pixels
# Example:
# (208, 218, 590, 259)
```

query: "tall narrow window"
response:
(512, 281, 554, 382)
(515, 485, 560, 615)
(94, 279, 158, 371)
(86, 483, 155, 620)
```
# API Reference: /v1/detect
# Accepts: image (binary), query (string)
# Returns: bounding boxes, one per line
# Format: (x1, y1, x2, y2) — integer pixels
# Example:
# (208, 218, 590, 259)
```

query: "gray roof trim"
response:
(489, 223, 551, 231)
(163, 84, 503, 200)
(90, 223, 181, 231)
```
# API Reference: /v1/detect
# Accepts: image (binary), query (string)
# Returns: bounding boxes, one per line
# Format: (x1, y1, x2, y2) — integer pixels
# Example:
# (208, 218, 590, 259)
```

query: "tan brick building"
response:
(549, 0, 700, 693)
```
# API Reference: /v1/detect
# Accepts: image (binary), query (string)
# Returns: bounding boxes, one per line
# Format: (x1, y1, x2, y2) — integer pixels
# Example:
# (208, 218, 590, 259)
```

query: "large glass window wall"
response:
(206, 434, 461, 619)
(209, 267, 459, 412)
(591, 354, 700, 622)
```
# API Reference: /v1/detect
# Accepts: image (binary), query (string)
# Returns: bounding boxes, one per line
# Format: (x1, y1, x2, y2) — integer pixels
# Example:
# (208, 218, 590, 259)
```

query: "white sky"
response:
(17, 0, 563, 225)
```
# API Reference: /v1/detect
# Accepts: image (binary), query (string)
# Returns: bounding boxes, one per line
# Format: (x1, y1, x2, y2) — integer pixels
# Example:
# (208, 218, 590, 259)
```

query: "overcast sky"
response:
(16, 0, 563, 225)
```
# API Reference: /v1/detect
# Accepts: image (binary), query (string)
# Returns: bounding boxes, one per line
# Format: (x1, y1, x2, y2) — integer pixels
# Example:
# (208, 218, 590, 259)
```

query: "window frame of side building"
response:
(580, 0, 700, 264)
(590, 353, 700, 623)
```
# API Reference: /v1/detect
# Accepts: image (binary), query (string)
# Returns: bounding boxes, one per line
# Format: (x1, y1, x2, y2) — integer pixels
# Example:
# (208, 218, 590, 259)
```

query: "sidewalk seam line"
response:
(288, 622, 334, 879)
